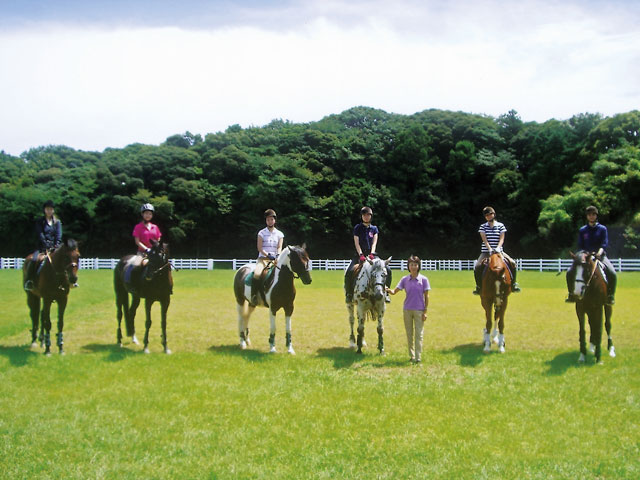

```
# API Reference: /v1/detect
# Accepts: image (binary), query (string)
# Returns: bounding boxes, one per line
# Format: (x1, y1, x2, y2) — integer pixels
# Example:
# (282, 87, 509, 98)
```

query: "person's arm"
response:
(370, 233, 378, 255)
(479, 231, 492, 252)
(496, 231, 505, 251)
(54, 221, 62, 247)
(276, 235, 283, 255)
(134, 236, 149, 252)
(423, 290, 429, 321)
(257, 234, 265, 257)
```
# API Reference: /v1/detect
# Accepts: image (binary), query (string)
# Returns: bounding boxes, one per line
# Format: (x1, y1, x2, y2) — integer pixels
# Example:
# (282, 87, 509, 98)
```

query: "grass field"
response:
(0, 269, 639, 479)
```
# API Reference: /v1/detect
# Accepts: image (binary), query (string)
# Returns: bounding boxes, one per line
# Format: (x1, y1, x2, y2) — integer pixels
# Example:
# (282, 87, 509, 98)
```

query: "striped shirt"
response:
(479, 221, 506, 252)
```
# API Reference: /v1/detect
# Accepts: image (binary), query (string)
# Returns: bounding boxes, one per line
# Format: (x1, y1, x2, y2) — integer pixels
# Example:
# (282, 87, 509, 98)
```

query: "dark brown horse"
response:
(23, 239, 80, 355)
(233, 245, 312, 354)
(114, 240, 173, 353)
(569, 251, 614, 364)
(480, 252, 512, 353)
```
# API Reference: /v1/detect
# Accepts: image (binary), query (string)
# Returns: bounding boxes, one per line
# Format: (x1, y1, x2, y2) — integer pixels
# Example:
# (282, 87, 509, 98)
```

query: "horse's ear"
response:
(301, 243, 307, 251)
(569, 251, 576, 259)
(385, 256, 392, 266)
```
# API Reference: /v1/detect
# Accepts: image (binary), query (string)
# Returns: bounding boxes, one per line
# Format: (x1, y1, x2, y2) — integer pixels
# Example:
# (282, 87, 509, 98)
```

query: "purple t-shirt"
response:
(396, 273, 431, 311)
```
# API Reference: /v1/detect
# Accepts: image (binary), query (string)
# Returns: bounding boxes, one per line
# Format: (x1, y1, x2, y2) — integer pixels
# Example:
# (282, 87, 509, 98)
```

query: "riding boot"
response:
(565, 265, 577, 302)
(344, 271, 354, 303)
(473, 266, 482, 295)
(250, 278, 259, 306)
(510, 263, 521, 292)
(24, 258, 38, 291)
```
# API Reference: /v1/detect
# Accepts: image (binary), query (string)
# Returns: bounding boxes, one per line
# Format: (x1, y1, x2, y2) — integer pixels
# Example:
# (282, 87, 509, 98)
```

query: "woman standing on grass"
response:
(387, 255, 430, 364)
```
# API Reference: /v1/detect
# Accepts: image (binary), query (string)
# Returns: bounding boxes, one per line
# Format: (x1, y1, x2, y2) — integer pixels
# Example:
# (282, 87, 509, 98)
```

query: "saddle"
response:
(245, 262, 277, 303)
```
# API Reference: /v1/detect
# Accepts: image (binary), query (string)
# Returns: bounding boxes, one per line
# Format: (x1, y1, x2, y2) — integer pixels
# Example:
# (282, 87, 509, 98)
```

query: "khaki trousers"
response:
(403, 310, 425, 361)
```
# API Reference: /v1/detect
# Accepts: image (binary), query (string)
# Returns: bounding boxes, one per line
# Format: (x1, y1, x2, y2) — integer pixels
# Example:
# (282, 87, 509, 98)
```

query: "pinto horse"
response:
(114, 240, 173, 354)
(347, 256, 391, 355)
(569, 251, 614, 364)
(234, 245, 312, 354)
(479, 252, 512, 353)
(23, 238, 80, 355)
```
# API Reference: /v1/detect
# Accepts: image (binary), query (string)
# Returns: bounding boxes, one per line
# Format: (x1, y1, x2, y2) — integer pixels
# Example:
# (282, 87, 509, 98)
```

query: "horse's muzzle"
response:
(301, 273, 312, 285)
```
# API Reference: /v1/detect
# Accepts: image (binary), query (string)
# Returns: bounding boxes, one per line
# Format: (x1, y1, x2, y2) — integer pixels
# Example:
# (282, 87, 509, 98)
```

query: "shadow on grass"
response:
(442, 343, 486, 367)
(544, 351, 592, 375)
(315, 347, 366, 369)
(0, 344, 40, 367)
(209, 344, 271, 362)
(82, 343, 138, 362)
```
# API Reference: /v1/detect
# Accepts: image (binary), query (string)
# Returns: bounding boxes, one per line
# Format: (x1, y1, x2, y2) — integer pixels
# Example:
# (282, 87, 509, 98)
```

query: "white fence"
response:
(3, 257, 640, 272)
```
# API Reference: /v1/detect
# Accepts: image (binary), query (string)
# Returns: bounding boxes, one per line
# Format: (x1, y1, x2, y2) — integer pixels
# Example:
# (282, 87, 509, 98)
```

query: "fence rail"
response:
(3, 257, 640, 272)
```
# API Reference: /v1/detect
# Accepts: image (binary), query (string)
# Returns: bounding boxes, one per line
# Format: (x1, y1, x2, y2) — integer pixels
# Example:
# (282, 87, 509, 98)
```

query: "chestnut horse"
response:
(23, 238, 80, 355)
(569, 251, 614, 364)
(480, 252, 512, 353)
(233, 245, 312, 354)
(114, 240, 173, 354)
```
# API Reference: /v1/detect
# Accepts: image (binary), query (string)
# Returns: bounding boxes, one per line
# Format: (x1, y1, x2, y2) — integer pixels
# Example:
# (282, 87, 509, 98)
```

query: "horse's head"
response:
(52, 238, 80, 287)
(365, 256, 391, 302)
(570, 250, 594, 299)
(147, 240, 169, 274)
(283, 244, 312, 285)
(488, 251, 506, 275)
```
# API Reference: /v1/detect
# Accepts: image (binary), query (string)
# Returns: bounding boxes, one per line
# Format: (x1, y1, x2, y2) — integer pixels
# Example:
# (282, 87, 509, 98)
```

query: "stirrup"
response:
(606, 295, 615, 306)
(565, 294, 578, 303)
(24, 280, 34, 291)
(512, 283, 521, 292)
(472, 287, 481, 296)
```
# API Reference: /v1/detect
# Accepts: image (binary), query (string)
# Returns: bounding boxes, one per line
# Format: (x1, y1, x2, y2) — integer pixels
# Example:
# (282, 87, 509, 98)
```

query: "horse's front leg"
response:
(376, 309, 385, 355)
(56, 294, 68, 355)
(576, 303, 587, 362)
(41, 298, 53, 356)
(482, 298, 492, 353)
(27, 293, 40, 348)
(268, 310, 277, 353)
(496, 311, 505, 353)
(143, 299, 153, 354)
(160, 297, 171, 354)
(129, 295, 141, 344)
(604, 304, 615, 357)
(237, 302, 254, 349)
(356, 305, 366, 354)
(347, 302, 356, 349)
(590, 307, 604, 364)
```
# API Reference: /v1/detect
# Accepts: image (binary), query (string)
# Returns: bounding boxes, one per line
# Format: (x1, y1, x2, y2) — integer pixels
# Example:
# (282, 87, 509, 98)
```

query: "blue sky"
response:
(1, 0, 639, 155)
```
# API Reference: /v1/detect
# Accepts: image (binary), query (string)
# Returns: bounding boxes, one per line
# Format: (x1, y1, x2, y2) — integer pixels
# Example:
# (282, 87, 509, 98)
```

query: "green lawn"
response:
(0, 269, 638, 479)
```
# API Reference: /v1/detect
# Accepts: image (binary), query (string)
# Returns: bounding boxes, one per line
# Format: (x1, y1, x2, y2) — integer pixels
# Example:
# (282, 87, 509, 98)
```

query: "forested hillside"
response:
(1, 107, 639, 259)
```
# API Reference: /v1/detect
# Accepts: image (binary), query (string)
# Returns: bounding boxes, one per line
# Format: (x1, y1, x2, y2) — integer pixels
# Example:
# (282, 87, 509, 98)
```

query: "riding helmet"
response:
(361, 206, 373, 215)
(482, 206, 495, 216)
(586, 205, 598, 215)
(264, 209, 277, 218)
(140, 203, 155, 214)
(43, 200, 55, 209)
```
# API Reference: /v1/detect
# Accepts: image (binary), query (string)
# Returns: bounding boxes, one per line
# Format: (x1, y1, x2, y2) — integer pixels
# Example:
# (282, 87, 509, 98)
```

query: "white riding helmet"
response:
(140, 203, 155, 214)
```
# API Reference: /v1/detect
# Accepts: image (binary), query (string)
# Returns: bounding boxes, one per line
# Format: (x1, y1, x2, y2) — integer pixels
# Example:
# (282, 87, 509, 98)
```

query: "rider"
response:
(344, 206, 392, 303)
(566, 205, 617, 305)
(24, 200, 63, 291)
(133, 203, 162, 256)
(473, 206, 521, 295)
(251, 209, 284, 306)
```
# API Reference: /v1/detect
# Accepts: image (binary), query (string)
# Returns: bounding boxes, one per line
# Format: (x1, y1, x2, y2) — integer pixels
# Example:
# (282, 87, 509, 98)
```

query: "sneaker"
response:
(606, 295, 615, 306)
(24, 280, 34, 291)
(385, 292, 391, 303)
(565, 294, 579, 303)
(472, 287, 481, 296)
(512, 282, 521, 293)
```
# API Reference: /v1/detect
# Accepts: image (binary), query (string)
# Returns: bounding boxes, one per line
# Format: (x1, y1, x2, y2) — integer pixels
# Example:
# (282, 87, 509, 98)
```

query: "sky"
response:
(0, 0, 639, 156)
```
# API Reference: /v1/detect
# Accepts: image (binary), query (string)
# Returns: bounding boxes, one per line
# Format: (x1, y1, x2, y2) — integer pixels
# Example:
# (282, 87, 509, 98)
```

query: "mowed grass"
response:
(0, 268, 639, 479)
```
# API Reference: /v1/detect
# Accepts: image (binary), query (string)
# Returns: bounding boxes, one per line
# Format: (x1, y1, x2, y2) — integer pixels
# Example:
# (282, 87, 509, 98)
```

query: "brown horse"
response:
(233, 245, 312, 354)
(569, 251, 614, 364)
(114, 240, 173, 353)
(23, 239, 80, 355)
(480, 252, 512, 353)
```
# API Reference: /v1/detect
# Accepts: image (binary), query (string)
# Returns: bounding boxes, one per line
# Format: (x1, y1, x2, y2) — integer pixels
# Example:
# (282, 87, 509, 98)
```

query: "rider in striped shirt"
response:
(473, 206, 521, 295)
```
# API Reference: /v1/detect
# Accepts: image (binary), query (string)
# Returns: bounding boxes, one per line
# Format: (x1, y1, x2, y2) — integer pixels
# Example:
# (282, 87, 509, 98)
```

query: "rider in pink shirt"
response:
(133, 203, 162, 254)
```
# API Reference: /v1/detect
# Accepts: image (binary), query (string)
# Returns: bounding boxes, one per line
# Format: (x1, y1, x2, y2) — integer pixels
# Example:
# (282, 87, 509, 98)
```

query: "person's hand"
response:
(267, 253, 276, 261)
(368, 253, 375, 260)
(495, 246, 503, 253)
(359, 254, 365, 262)
(145, 247, 151, 254)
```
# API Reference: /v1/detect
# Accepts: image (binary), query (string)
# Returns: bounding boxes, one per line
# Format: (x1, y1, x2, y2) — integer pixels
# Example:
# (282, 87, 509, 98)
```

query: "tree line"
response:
(1, 107, 639, 259)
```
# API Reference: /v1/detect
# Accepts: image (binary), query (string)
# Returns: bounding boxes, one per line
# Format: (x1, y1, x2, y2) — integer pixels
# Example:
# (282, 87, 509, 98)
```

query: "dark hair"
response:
(407, 255, 421, 272)
(586, 205, 598, 215)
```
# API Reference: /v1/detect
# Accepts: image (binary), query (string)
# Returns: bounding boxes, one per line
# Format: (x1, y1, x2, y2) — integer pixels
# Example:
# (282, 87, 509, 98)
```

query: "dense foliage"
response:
(1, 107, 639, 258)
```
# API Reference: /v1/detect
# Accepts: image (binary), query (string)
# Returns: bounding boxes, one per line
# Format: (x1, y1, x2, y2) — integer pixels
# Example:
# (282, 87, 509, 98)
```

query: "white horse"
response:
(347, 256, 391, 354)
(233, 245, 312, 354)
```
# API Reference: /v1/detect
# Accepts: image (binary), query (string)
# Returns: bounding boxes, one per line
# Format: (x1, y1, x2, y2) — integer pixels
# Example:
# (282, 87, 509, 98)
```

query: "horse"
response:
(347, 256, 391, 355)
(23, 238, 80, 355)
(569, 250, 615, 364)
(479, 251, 512, 353)
(114, 240, 173, 354)
(233, 245, 312, 354)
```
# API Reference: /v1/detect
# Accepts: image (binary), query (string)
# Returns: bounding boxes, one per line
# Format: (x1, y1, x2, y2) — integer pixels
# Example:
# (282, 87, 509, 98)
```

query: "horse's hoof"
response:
(609, 346, 616, 358)
(483, 344, 491, 354)
(356, 349, 363, 355)
(349, 340, 356, 349)
(44, 351, 51, 357)
(164, 348, 172, 355)
(589, 343, 595, 354)
(361, 339, 367, 347)
(143, 347, 150, 354)
(499, 346, 505, 353)
(30, 342, 38, 349)
(132, 335, 139, 345)
(269, 345, 277, 354)
(240, 340, 247, 350)
(245, 338, 251, 347)
(379, 350, 386, 356)
(597, 359, 604, 365)
(118, 343, 123, 348)
(578, 353, 586, 363)
(287, 346, 295, 355)
(59, 349, 65, 356)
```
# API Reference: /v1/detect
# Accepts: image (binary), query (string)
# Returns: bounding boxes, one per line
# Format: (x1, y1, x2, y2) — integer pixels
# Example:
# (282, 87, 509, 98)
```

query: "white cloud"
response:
(0, 0, 639, 155)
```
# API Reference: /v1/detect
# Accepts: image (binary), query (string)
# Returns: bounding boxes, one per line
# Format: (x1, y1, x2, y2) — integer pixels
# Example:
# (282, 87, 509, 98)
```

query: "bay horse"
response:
(233, 245, 312, 354)
(23, 238, 80, 355)
(347, 256, 391, 355)
(114, 240, 173, 354)
(480, 252, 512, 353)
(569, 251, 614, 364)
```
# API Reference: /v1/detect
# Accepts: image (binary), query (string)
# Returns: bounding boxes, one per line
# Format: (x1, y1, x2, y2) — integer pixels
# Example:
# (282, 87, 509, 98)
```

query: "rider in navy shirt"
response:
(566, 205, 617, 305)
(344, 206, 392, 303)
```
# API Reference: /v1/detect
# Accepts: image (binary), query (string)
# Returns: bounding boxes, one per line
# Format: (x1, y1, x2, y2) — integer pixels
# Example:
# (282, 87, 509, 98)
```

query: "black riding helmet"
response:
(43, 200, 55, 210)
